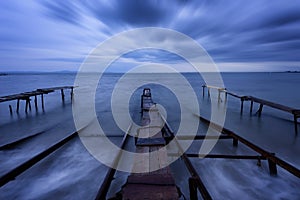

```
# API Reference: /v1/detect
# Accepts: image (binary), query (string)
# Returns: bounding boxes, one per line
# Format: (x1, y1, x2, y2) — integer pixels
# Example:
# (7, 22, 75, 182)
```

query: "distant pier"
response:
(202, 84, 300, 134)
(0, 86, 75, 114)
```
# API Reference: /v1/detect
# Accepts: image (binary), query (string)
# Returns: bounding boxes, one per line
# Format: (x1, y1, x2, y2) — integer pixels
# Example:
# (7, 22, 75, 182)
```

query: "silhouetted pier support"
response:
(70, 88, 74, 100)
(240, 98, 244, 114)
(25, 97, 31, 113)
(250, 100, 254, 114)
(9, 105, 13, 115)
(189, 177, 198, 200)
(60, 89, 65, 102)
(16, 99, 20, 113)
(268, 154, 278, 176)
(41, 94, 45, 111)
(34, 95, 38, 111)
(293, 112, 299, 134)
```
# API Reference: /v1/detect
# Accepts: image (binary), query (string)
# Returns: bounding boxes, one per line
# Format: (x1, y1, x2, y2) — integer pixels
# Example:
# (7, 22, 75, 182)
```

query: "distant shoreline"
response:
(0, 71, 300, 75)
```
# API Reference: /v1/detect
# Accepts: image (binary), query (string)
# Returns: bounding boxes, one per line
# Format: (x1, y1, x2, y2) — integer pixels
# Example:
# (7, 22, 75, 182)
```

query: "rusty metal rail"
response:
(199, 116, 300, 178)
(162, 117, 212, 200)
(95, 126, 131, 200)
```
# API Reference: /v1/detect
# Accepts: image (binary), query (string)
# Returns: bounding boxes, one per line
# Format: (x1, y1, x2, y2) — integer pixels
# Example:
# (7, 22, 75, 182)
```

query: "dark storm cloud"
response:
(1, 0, 300, 71)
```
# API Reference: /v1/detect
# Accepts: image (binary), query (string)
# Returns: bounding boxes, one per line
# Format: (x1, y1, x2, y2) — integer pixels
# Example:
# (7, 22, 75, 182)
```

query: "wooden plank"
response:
(250, 96, 294, 113)
(122, 184, 178, 200)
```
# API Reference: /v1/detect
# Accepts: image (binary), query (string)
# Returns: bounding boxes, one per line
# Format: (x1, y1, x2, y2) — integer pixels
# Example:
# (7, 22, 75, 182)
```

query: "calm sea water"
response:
(0, 72, 299, 199)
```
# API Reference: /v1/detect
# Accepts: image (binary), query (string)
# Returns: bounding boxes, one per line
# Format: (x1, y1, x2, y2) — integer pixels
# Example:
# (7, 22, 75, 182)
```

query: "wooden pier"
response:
(122, 88, 179, 199)
(0, 86, 75, 114)
(202, 84, 300, 134)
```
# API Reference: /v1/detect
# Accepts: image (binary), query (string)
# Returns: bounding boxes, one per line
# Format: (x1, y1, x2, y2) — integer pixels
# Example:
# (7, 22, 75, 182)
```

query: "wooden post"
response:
(34, 95, 38, 111)
(61, 89, 65, 102)
(240, 99, 244, 114)
(233, 138, 238, 147)
(9, 105, 13, 115)
(189, 177, 198, 200)
(16, 99, 20, 113)
(28, 98, 32, 111)
(294, 114, 298, 135)
(70, 88, 74, 100)
(202, 86, 205, 98)
(268, 158, 277, 175)
(41, 94, 45, 110)
(25, 99, 28, 113)
(218, 90, 221, 102)
(225, 91, 228, 102)
(257, 104, 263, 117)
(207, 88, 210, 97)
(250, 100, 253, 114)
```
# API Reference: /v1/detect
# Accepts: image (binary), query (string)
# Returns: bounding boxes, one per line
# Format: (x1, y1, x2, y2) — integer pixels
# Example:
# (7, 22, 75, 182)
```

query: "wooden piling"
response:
(61, 89, 65, 102)
(9, 105, 13, 115)
(233, 138, 238, 147)
(28, 98, 31, 111)
(268, 158, 278, 176)
(240, 99, 244, 114)
(250, 100, 253, 114)
(294, 114, 298, 135)
(257, 104, 263, 116)
(34, 95, 38, 111)
(41, 94, 45, 110)
(70, 88, 74, 100)
(16, 99, 20, 113)
(25, 98, 29, 113)
(189, 177, 198, 200)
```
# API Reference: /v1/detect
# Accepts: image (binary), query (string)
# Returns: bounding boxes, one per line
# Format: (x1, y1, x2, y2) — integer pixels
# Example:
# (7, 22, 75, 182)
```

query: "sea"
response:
(0, 72, 299, 199)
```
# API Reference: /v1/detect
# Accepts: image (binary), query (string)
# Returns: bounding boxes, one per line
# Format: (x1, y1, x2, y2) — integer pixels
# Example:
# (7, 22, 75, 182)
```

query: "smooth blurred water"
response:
(0, 72, 299, 199)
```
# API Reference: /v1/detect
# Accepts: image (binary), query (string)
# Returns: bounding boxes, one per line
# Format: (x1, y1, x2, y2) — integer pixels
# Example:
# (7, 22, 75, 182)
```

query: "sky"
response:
(1, 0, 300, 72)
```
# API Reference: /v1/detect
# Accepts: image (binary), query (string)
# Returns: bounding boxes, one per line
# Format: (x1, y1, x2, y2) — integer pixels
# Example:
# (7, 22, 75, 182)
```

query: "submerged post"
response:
(240, 99, 244, 114)
(294, 114, 298, 135)
(250, 100, 253, 114)
(268, 157, 278, 176)
(9, 105, 13, 115)
(34, 95, 38, 111)
(16, 99, 20, 113)
(41, 94, 45, 111)
(257, 104, 263, 117)
(233, 138, 238, 147)
(70, 88, 74, 100)
(189, 177, 198, 200)
(25, 98, 29, 113)
(61, 89, 65, 102)
(28, 98, 31, 111)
